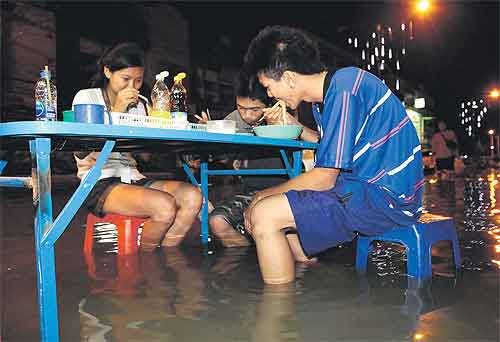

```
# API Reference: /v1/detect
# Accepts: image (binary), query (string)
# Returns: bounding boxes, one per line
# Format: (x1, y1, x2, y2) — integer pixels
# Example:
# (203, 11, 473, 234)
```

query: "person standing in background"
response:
(431, 120, 459, 180)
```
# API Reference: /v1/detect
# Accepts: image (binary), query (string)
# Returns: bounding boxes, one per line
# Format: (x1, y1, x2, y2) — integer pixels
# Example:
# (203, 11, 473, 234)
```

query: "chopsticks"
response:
(257, 100, 287, 125)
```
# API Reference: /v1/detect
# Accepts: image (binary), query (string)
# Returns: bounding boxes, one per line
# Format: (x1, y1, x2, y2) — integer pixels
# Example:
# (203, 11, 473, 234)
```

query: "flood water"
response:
(1, 171, 499, 341)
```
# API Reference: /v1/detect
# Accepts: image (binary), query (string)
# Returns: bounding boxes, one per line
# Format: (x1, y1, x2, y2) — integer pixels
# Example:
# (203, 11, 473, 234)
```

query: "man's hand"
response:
(194, 111, 210, 123)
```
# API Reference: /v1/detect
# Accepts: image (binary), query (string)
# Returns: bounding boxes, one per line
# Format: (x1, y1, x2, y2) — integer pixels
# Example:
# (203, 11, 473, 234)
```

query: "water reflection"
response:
(76, 172, 499, 341)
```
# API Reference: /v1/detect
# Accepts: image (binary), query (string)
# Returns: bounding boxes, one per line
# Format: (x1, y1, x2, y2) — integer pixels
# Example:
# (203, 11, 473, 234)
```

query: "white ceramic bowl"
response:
(207, 120, 236, 134)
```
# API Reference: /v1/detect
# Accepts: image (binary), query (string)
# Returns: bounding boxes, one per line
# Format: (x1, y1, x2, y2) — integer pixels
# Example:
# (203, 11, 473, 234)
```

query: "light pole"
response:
(488, 88, 499, 158)
(488, 129, 495, 158)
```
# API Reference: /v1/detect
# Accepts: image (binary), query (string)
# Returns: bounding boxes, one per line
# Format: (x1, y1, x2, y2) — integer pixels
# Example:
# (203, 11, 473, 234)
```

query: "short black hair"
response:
(234, 70, 273, 106)
(244, 25, 325, 80)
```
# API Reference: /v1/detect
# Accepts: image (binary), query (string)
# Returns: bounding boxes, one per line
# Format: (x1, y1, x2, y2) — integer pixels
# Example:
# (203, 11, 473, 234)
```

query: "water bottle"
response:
(170, 72, 188, 121)
(150, 70, 171, 119)
(34, 67, 57, 121)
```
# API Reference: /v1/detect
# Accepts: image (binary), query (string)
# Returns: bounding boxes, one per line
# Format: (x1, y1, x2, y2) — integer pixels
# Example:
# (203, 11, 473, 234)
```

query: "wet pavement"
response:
(1, 171, 499, 341)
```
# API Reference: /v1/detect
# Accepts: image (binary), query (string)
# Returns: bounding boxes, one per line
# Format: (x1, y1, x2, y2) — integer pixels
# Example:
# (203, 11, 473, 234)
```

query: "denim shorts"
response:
(84, 177, 156, 218)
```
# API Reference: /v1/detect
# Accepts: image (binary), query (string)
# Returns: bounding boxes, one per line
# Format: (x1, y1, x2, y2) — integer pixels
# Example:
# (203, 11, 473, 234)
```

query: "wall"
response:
(2, 2, 56, 122)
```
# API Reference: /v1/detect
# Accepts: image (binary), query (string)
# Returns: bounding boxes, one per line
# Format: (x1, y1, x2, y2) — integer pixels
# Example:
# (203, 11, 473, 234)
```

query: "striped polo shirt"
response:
(312, 67, 424, 222)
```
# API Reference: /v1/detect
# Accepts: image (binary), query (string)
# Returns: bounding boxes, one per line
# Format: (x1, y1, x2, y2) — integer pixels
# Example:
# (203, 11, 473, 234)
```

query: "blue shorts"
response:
(285, 179, 401, 256)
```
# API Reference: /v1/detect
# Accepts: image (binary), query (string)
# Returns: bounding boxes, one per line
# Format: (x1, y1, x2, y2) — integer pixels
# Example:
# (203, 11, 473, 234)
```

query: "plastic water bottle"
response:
(170, 72, 188, 121)
(34, 66, 57, 121)
(150, 70, 171, 119)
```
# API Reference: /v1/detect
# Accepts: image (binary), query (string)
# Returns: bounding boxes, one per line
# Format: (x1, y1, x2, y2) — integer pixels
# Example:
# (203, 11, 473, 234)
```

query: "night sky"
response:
(173, 1, 499, 130)
(61, 1, 499, 132)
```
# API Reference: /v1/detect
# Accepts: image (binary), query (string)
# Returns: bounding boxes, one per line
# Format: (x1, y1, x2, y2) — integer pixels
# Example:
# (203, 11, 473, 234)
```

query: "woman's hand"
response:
(113, 88, 139, 112)
(233, 159, 242, 170)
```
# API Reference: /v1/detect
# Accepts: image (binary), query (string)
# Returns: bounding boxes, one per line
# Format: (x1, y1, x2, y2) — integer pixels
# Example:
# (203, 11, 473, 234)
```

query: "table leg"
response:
(200, 161, 209, 245)
(30, 138, 58, 341)
(0, 160, 7, 173)
(28, 139, 115, 342)
(292, 150, 303, 178)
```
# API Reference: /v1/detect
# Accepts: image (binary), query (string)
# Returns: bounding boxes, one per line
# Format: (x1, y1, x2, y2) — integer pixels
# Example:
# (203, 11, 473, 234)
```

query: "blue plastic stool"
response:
(355, 213, 461, 280)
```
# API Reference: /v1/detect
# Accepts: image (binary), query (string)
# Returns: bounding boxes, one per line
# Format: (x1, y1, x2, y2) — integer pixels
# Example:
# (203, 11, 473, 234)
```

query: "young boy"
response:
(242, 26, 424, 284)
(203, 71, 318, 247)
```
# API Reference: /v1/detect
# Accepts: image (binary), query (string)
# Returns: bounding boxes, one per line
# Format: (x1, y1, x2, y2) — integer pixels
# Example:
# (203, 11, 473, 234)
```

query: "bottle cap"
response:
(174, 72, 186, 82)
(155, 70, 169, 81)
(40, 70, 51, 79)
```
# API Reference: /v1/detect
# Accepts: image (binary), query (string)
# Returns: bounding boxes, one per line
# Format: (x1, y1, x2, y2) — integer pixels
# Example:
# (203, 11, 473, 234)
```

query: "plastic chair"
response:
(355, 213, 461, 280)
(84, 213, 147, 256)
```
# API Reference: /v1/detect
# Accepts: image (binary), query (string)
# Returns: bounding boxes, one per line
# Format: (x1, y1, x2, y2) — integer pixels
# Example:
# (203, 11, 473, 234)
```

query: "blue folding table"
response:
(0, 121, 317, 341)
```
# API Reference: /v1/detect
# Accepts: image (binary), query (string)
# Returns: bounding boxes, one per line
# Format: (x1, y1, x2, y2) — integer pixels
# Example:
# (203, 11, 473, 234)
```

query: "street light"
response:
(416, 0, 431, 14)
(489, 88, 499, 99)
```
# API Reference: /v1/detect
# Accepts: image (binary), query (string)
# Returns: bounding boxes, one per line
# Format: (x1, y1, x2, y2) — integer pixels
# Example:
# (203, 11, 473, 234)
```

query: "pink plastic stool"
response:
(84, 213, 147, 256)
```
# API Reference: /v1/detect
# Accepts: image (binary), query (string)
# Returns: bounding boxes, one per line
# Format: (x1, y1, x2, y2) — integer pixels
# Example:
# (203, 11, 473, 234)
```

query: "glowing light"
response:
(389, 48, 393, 59)
(416, 0, 431, 13)
(372, 32, 376, 39)
(429, 178, 438, 184)
(401, 23, 406, 31)
(402, 48, 406, 55)
(354, 37, 358, 48)
(348, 37, 352, 45)
(396, 79, 400, 90)
(492, 259, 500, 268)
(489, 129, 495, 135)
(414, 333, 425, 341)
(396, 60, 400, 70)
(362, 50, 366, 60)
(489, 89, 500, 99)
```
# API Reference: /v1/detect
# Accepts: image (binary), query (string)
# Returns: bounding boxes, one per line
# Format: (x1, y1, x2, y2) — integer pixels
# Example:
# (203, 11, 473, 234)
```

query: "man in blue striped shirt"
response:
(243, 26, 424, 285)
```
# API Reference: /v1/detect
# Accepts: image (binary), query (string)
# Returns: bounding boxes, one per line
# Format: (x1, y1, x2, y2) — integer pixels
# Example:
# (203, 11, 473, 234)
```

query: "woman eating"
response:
(72, 42, 202, 251)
